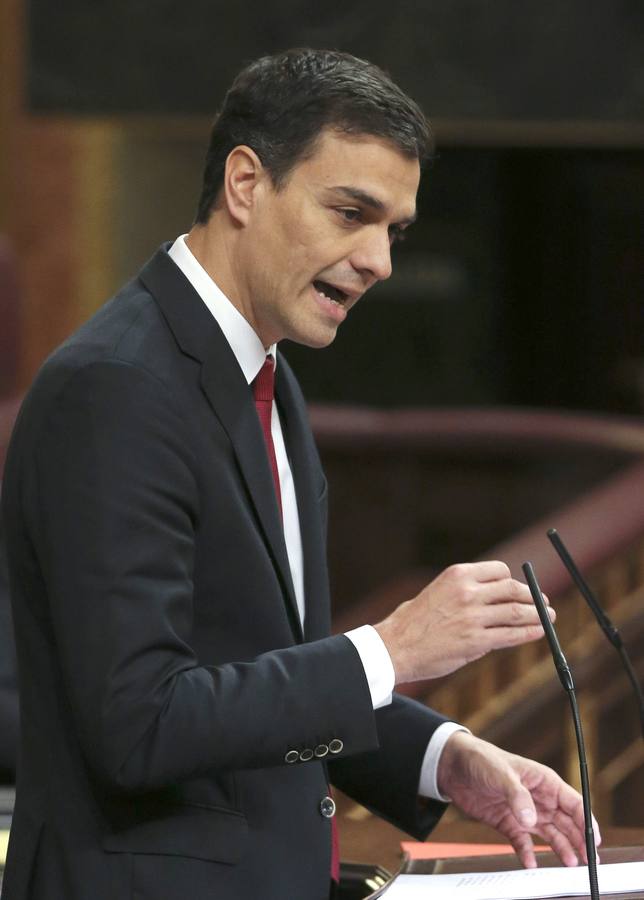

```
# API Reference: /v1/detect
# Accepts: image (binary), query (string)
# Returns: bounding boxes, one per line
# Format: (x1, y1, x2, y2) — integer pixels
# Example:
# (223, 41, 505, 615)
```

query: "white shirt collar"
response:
(168, 234, 276, 384)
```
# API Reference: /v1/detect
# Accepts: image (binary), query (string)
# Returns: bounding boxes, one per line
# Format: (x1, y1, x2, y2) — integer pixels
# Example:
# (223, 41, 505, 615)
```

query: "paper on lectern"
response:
(382, 860, 644, 899)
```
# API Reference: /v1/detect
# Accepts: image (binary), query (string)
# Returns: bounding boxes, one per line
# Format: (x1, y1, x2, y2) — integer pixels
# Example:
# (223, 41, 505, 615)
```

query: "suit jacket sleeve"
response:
(25, 357, 380, 792)
(0, 509, 18, 776)
(330, 694, 450, 839)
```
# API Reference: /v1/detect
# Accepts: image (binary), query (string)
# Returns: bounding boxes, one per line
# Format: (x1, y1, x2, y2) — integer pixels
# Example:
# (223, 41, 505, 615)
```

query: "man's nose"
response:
(351, 228, 393, 283)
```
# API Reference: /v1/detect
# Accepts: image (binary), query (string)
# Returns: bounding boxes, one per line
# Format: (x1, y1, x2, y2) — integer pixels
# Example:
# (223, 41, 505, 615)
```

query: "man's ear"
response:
(223, 145, 265, 227)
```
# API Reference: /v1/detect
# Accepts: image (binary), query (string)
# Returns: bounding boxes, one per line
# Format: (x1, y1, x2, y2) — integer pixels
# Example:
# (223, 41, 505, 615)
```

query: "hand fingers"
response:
(593, 814, 602, 848)
(543, 780, 602, 857)
(457, 563, 553, 611)
(451, 560, 511, 583)
(505, 778, 539, 831)
(523, 774, 601, 868)
(553, 783, 602, 849)
(549, 808, 589, 863)
(493, 771, 541, 867)
(510, 812, 599, 870)
(511, 831, 538, 869)
(550, 806, 601, 864)
(479, 578, 551, 607)
(481, 623, 547, 650)
(539, 821, 581, 867)
(483, 601, 554, 630)
(442, 563, 553, 610)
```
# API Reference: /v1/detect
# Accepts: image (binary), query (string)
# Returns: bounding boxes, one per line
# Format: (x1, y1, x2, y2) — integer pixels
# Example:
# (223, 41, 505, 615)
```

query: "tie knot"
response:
(252, 356, 275, 403)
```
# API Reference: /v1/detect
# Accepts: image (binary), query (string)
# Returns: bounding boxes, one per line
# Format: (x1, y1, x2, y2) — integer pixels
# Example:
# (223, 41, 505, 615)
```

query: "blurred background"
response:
(1, 0, 644, 843)
(2, 0, 644, 410)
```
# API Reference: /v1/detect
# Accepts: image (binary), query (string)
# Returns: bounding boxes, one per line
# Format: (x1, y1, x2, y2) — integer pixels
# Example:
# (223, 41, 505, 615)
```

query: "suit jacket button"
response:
(328, 739, 344, 754)
(319, 796, 336, 818)
(299, 748, 314, 762)
(314, 743, 329, 758)
(285, 749, 299, 764)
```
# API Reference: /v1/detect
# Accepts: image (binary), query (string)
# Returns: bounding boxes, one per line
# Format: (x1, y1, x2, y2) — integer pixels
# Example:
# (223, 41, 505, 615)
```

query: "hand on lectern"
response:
(436, 731, 602, 869)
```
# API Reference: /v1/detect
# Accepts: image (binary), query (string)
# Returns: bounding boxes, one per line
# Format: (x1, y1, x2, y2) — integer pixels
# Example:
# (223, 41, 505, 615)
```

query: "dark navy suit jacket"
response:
(1, 247, 448, 899)
(0, 511, 18, 780)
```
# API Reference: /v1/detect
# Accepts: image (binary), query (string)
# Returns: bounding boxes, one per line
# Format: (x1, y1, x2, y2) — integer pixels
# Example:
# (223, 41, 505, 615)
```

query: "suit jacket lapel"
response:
(275, 360, 331, 643)
(139, 246, 302, 643)
(200, 355, 303, 642)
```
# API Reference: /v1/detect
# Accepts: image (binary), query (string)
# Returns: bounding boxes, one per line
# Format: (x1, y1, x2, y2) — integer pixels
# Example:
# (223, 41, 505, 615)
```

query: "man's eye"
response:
(389, 227, 406, 245)
(338, 208, 362, 223)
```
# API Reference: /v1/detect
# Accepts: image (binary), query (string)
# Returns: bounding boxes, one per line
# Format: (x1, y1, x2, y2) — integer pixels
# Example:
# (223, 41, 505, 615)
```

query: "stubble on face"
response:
(237, 130, 421, 349)
(187, 130, 421, 350)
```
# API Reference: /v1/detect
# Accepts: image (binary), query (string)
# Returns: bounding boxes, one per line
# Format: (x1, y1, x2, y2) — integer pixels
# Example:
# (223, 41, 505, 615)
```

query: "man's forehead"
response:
(300, 129, 420, 218)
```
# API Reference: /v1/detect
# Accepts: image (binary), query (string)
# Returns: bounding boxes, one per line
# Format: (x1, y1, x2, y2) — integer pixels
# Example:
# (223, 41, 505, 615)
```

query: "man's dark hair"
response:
(195, 48, 433, 223)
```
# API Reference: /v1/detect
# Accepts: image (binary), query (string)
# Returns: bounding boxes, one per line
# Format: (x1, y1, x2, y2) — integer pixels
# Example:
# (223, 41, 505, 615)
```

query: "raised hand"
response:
(375, 561, 553, 684)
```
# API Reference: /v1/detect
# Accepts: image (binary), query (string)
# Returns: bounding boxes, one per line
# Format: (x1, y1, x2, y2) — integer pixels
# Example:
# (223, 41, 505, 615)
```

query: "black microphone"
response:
(522, 561, 600, 900)
(547, 527, 644, 741)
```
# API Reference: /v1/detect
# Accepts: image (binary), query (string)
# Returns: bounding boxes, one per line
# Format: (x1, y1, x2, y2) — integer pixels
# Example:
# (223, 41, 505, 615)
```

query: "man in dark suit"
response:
(1, 49, 596, 899)
(0, 511, 18, 782)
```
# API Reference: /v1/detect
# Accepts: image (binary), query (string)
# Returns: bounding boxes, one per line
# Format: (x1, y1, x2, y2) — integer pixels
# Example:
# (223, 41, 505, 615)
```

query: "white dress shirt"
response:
(168, 236, 465, 802)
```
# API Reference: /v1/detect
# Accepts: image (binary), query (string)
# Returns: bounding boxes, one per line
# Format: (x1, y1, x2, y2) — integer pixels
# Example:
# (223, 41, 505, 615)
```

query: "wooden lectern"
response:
(363, 825, 644, 900)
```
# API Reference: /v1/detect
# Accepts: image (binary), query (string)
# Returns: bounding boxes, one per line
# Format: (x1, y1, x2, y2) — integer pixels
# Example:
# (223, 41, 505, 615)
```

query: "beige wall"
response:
(1, 0, 211, 389)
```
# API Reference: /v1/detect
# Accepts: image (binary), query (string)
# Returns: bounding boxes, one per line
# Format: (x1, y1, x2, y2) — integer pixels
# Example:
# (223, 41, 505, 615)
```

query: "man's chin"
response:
(284, 324, 340, 350)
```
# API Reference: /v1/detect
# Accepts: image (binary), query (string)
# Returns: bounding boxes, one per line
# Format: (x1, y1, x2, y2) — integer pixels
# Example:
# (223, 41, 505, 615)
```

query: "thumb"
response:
(506, 778, 537, 829)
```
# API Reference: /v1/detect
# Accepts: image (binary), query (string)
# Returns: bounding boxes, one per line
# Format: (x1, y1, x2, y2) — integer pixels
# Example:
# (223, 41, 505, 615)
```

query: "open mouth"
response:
(313, 280, 348, 306)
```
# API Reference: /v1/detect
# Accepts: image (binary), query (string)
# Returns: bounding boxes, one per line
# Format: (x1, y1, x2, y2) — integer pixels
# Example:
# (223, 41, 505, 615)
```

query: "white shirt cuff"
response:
(344, 625, 395, 710)
(418, 721, 471, 802)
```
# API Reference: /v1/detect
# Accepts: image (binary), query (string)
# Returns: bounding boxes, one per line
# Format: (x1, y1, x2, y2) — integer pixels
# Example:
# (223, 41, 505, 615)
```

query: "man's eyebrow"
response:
(331, 185, 417, 225)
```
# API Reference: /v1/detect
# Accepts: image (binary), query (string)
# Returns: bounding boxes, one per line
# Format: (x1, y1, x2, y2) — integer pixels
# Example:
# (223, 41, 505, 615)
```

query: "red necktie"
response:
(252, 356, 340, 885)
(252, 357, 282, 515)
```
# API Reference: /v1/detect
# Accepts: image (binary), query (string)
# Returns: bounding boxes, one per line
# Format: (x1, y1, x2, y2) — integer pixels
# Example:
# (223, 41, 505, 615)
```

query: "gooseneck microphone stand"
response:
(547, 527, 644, 740)
(522, 561, 600, 900)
